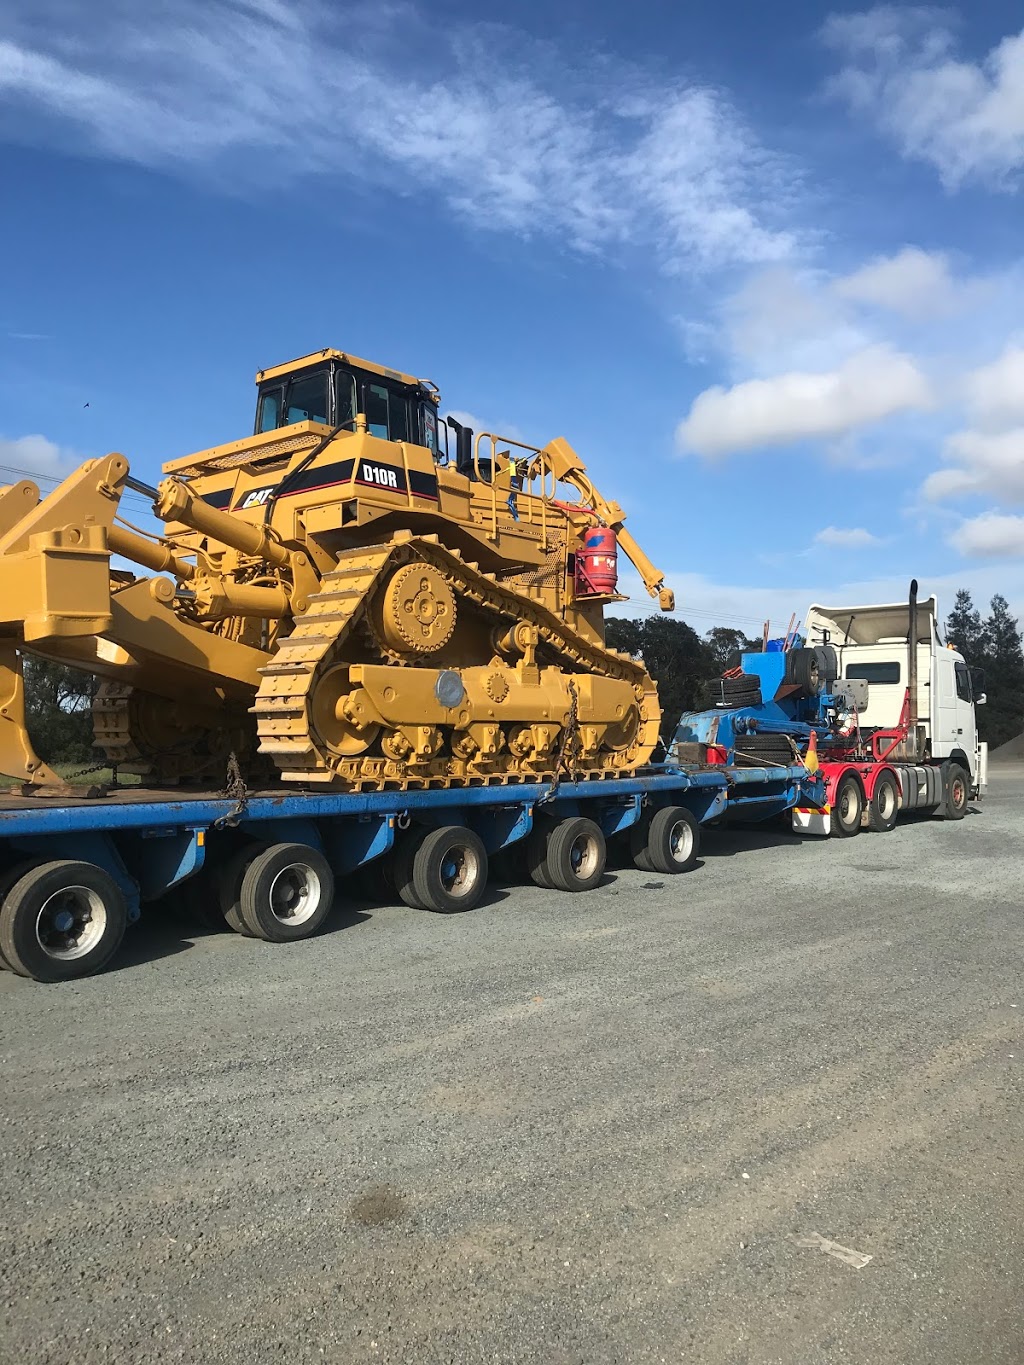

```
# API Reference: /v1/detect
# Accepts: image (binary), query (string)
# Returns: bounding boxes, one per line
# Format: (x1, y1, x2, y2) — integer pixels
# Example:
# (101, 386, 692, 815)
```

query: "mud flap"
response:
(792, 805, 831, 836)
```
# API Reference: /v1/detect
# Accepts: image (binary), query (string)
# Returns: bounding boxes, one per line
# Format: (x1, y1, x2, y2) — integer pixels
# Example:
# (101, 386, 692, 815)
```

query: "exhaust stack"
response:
(907, 578, 920, 760)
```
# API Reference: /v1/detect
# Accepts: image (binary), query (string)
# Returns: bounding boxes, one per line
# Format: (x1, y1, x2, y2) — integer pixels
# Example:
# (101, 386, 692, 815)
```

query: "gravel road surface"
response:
(2, 767, 1021, 1364)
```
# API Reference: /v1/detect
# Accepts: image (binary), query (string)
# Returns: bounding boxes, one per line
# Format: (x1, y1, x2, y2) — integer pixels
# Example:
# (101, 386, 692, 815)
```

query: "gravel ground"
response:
(2, 767, 1022, 1364)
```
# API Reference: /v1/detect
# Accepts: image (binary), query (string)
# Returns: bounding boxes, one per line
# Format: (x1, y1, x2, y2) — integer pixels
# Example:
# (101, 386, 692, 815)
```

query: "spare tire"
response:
(813, 645, 839, 689)
(784, 647, 820, 696)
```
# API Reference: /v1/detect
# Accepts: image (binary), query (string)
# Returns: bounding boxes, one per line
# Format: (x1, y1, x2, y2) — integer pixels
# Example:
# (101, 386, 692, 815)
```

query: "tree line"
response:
(943, 591, 1024, 749)
(18, 590, 1024, 765)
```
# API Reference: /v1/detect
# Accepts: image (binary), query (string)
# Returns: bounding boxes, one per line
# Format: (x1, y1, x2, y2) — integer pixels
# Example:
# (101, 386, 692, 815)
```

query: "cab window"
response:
(256, 370, 329, 432)
(285, 372, 329, 425)
(846, 661, 901, 684)
(257, 387, 283, 433)
(954, 661, 972, 702)
(336, 371, 356, 429)
(363, 382, 409, 442)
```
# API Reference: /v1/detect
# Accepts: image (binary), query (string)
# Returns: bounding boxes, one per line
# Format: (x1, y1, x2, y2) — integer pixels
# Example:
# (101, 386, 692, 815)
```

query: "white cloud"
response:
(0, 433, 70, 478)
(833, 246, 965, 319)
(964, 344, 1024, 430)
(720, 266, 868, 375)
(676, 344, 932, 457)
(814, 526, 879, 548)
(949, 511, 1024, 559)
(919, 345, 1024, 508)
(924, 428, 1024, 505)
(0, 2, 801, 273)
(822, 9, 1024, 189)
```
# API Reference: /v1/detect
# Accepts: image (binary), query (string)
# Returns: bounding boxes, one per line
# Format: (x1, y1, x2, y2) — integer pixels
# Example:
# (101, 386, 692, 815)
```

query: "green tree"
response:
(979, 594, 1024, 749)
(606, 615, 715, 739)
(704, 626, 760, 672)
(945, 589, 984, 662)
(22, 656, 97, 765)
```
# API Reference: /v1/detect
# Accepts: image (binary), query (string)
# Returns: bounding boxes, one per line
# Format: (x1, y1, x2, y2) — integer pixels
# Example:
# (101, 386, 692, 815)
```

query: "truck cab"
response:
(805, 594, 987, 791)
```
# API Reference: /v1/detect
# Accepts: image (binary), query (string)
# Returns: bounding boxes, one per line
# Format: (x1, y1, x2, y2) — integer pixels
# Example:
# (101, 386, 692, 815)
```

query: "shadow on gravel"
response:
(107, 917, 198, 973)
(700, 825, 808, 858)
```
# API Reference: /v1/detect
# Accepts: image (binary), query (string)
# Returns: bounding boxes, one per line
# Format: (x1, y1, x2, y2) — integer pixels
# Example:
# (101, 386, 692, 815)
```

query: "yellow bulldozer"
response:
(0, 347, 674, 792)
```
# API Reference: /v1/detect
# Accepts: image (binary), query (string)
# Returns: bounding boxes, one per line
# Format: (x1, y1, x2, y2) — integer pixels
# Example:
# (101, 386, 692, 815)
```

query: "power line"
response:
(0, 463, 157, 514)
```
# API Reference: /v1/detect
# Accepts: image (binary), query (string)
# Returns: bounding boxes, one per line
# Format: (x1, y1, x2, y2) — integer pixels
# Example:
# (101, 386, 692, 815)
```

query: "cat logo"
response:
(360, 462, 400, 489)
(237, 487, 275, 510)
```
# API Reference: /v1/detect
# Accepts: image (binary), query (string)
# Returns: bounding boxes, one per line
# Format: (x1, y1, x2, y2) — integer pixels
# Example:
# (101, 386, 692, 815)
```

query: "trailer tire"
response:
(526, 818, 556, 889)
(239, 843, 335, 941)
(216, 843, 269, 935)
(545, 818, 606, 893)
(0, 859, 47, 969)
(832, 773, 864, 837)
(942, 763, 969, 821)
(632, 805, 699, 874)
(395, 825, 488, 913)
(867, 773, 899, 833)
(0, 860, 127, 982)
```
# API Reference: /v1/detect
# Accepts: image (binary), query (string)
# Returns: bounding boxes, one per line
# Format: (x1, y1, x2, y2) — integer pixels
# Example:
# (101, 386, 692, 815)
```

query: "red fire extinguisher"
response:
(576, 526, 618, 596)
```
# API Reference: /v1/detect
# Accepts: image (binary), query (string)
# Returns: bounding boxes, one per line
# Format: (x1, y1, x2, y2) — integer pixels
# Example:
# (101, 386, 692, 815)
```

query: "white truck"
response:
(804, 585, 988, 800)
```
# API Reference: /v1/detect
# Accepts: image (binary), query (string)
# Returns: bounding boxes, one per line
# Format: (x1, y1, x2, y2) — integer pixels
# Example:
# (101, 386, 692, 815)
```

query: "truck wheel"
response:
(0, 860, 128, 982)
(632, 806, 700, 874)
(545, 817, 606, 893)
(832, 773, 863, 837)
(943, 763, 969, 821)
(396, 826, 488, 912)
(216, 842, 270, 935)
(867, 773, 899, 833)
(239, 843, 335, 941)
(526, 818, 556, 889)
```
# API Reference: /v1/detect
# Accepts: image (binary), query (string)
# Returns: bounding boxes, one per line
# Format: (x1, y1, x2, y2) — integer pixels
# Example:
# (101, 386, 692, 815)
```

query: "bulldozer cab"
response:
(254, 350, 443, 460)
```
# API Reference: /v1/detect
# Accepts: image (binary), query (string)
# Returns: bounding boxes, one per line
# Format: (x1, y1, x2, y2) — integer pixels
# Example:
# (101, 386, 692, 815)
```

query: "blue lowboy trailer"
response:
(0, 761, 822, 983)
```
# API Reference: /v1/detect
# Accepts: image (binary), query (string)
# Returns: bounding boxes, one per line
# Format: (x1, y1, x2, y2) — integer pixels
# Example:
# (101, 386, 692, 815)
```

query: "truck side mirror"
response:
(975, 693, 987, 706)
(970, 666, 986, 694)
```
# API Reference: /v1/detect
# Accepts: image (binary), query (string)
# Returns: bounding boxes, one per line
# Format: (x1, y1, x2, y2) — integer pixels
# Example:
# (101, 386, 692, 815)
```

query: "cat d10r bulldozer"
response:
(0, 347, 675, 791)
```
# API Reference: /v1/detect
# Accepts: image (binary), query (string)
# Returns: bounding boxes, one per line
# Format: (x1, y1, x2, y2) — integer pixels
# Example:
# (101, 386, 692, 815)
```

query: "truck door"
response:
(931, 652, 975, 770)
(952, 659, 978, 770)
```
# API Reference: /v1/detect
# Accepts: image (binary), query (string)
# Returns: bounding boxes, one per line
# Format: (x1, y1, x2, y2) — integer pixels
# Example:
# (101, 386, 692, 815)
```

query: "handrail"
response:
(471, 431, 587, 548)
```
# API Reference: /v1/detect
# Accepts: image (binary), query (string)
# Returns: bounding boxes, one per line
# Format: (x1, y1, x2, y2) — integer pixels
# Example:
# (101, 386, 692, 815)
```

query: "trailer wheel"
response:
(632, 806, 700, 874)
(867, 773, 899, 833)
(395, 826, 488, 912)
(238, 843, 334, 941)
(544, 818, 606, 893)
(0, 860, 128, 982)
(216, 843, 270, 935)
(942, 763, 969, 821)
(832, 773, 864, 837)
(526, 818, 556, 889)
(0, 859, 47, 969)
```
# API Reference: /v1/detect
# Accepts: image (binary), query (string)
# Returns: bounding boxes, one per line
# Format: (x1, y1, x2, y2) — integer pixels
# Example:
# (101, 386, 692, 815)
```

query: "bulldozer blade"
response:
(0, 639, 71, 791)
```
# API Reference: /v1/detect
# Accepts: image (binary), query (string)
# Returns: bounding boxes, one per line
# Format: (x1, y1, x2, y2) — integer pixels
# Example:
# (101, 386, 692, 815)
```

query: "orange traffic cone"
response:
(805, 729, 820, 774)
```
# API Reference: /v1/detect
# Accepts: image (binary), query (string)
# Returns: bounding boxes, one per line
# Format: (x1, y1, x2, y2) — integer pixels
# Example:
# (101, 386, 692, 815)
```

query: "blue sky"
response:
(2, 0, 1024, 636)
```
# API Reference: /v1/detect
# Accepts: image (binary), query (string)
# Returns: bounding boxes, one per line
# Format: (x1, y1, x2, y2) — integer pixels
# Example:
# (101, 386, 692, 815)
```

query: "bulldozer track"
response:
(253, 537, 661, 790)
(93, 682, 258, 785)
